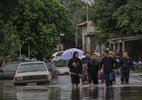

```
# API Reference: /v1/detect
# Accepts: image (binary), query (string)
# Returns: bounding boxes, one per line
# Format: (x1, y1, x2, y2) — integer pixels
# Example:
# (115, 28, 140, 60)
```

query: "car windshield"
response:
(56, 52, 63, 56)
(55, 60, 69, 67)
(3, 63, 19, 72)
(17, 63, 47, 73)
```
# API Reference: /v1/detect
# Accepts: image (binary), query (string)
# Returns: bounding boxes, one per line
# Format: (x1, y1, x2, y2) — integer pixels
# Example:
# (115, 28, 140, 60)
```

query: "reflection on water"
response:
(71, 87, 81, 100)
(105, 88, 114, 100)
(1, 80, 142, 100)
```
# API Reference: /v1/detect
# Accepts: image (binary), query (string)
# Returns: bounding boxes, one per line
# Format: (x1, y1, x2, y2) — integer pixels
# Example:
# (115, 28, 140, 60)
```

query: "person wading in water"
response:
(68, 52, 82, 87)
(100, 51, 118, 87)
(119, 52, 134, 84)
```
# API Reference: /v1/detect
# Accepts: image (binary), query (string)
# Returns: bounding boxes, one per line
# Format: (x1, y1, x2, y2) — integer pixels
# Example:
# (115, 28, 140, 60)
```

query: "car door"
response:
(0, 63, 19, 79)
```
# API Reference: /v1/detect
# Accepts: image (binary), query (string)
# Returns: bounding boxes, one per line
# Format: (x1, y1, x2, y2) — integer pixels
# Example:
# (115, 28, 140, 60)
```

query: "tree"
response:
(0, 22, 20, 62)
(90, 0, 142, 59)
(59, 0, 87, 47)
(0, 0, 19, 43)
(0, 0, 20, 62)
(90, 0, 127, 43)
(12, 0, 71, 60)
(113, 0, 142, 36)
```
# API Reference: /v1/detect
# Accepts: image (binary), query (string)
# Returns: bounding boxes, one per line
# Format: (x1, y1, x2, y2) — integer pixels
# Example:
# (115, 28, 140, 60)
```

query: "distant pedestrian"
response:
(68, 52, 82, 87)
(93, 50, 101, 58)
(88, 54, 100, 86)
(119, 52, 134, 84)
(100, 51, 118, 87)
(115, 53, 121, 75)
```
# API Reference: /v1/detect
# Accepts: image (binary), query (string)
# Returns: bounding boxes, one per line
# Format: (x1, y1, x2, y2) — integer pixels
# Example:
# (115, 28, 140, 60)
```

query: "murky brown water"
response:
(1, 73, 142, 100)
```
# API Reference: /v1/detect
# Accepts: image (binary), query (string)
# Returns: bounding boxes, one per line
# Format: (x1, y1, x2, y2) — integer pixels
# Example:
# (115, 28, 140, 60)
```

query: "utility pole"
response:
(28, 46, 30, 60)
(86, 0, 89, 21)
(19, 45, 21, 62)
(75, 26, 78, 47)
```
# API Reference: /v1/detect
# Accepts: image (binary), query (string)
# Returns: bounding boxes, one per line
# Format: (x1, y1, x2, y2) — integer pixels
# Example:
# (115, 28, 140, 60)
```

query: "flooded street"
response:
(1, 72, 142, 100)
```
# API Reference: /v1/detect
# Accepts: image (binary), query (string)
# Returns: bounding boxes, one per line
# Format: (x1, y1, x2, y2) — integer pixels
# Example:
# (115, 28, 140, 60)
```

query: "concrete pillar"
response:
(82, 35, 85, 52)
(118, 42, 120, 53)
(122, 41, 125, 54)
(109, 42, 111, 49)
(88, 36, 91, 53)
(113, 43, 115, 51)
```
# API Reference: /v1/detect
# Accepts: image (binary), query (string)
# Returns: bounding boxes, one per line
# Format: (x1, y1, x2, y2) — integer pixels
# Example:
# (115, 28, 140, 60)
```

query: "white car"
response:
(55, 60, 70, 75)
(14, 62, 51, 85)
(52, 51, 64, 62)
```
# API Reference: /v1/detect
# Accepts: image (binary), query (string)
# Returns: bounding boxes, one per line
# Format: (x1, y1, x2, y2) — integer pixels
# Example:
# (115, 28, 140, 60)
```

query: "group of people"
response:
(68, 50, 134, 87)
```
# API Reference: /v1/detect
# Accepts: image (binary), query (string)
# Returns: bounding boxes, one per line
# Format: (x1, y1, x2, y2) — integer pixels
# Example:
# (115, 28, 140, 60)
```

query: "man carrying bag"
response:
(100, 51, 118, 87)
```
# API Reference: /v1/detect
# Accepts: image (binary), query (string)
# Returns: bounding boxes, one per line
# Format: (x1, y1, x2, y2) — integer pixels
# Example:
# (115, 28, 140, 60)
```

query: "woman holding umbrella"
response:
(68, 52, 82, 87)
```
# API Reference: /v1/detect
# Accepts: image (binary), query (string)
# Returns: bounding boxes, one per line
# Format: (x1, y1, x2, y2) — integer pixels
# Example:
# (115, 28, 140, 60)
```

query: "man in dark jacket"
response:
(82, 52, 91, 65)
(100, 51, 118, 86)
(68, 52, 82, 87)
(81, 52, 91, 82)
(120, 52, 134, 84)
(88, 54, 99, 86)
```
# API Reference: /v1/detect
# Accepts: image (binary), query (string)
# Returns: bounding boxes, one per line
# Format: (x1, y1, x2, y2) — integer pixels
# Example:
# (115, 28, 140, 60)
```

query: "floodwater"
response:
(1, 73, 142, 100)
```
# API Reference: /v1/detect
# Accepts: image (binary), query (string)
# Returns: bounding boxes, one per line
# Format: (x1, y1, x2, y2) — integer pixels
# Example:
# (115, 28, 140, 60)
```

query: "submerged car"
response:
(54, 60, 70, 75)
(0, 61, 23, 80)
(45, 61, 58, 79)
(14, 62, 51, 85)
(0, 61, 57, 80)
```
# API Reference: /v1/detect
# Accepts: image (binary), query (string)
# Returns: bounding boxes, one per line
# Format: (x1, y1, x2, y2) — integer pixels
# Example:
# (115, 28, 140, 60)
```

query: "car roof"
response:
(52, 51, 64, 56)
(19, 61, 45, 65)
(1, 61, 27, 68)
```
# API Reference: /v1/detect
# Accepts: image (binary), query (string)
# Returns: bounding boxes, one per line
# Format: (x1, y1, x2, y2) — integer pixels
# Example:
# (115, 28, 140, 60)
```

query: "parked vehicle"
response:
(0, 61, 57, 80)
(0, 61, 22, 80)
(14, 62, 51, 85)
(54, 59, 70, 75)
(52, 51, 64, 62)
(45, 61, 58, 79)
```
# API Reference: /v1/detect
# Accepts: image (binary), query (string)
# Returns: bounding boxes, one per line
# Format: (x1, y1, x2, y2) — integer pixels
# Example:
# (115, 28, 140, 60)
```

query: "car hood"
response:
(15, 71, 50, 77)
(56, 66, 69, 71)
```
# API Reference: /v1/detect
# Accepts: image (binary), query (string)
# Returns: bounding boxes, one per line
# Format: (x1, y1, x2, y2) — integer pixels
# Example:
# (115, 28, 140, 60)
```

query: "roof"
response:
(108, 35, 142, 43)
(77, 22, 87, 27)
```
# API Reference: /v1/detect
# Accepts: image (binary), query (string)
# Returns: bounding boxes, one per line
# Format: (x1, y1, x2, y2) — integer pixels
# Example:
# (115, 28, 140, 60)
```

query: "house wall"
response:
(81, 21, 96, 54)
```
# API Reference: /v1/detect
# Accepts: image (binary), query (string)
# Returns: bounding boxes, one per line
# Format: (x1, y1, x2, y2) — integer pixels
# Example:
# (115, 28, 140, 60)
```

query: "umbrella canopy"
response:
(61, 48, 84, 60)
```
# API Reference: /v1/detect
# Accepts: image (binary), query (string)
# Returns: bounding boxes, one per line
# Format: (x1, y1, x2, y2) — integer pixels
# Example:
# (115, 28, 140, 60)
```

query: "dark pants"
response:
(121, 70, 130, 83)
(71, 74, 80, 85)
(104, 73, 112, 86)
(88, 73, 98, 84)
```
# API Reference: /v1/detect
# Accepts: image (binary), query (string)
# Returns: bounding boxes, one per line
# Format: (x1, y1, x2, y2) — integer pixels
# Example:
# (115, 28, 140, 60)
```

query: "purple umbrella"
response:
(61, 48, 84, 60)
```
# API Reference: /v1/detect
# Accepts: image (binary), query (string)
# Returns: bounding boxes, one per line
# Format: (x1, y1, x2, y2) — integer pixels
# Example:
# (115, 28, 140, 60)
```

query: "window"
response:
(3, 63, 19, 72)
(17, 63, 47, 73)
(56, 52, 63, 56)
(55, 60, 69, 67)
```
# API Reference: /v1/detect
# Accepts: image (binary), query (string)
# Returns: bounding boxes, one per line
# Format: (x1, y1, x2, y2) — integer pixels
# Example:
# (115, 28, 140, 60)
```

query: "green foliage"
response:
(0, 0, 71, 61)
(90, 0, 127, 43)
(113, 0, 142, 35)
(59, 0, 87, 47)
(0, 0, 19, 20)
(0, 21, 20, 61)
(90, 0, 142, 43)
(11, 0, 71, 60)
(90, 0, 142, 59)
